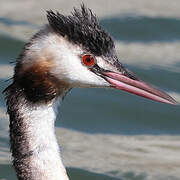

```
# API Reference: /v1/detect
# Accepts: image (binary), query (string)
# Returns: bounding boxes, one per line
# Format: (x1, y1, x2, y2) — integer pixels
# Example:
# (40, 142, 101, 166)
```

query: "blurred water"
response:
(0, 15, 180, 180)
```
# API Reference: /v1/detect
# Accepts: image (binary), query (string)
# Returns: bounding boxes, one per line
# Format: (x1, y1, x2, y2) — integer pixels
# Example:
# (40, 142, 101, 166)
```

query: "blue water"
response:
(101, 16, 180, 42)
(0, 14, 180, 180)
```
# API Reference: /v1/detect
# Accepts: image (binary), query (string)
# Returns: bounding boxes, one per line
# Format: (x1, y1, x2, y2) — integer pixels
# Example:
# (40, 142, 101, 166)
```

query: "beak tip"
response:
(164, 94, 179, 105)
(171, 100, 179, 106)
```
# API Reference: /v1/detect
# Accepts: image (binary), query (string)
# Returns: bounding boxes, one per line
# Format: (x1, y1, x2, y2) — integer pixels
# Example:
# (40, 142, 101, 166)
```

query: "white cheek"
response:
(51, 37, 109, 87)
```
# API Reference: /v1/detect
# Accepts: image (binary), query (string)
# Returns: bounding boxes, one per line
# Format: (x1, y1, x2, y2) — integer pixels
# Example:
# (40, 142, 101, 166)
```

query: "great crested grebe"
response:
(4, 4, 177, 180)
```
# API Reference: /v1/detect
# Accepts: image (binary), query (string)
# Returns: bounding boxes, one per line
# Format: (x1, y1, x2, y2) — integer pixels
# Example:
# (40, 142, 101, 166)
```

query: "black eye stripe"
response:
(91, 64, 108, 74)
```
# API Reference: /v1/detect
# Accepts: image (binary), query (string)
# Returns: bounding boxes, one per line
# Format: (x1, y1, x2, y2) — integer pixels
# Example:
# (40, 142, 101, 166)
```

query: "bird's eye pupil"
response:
(86, 57, 91, 62)
(82, 54, 96, 67)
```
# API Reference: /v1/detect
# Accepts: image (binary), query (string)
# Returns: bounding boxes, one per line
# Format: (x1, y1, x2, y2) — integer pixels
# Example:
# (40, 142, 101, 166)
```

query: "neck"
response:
(5, 84, 69, 180)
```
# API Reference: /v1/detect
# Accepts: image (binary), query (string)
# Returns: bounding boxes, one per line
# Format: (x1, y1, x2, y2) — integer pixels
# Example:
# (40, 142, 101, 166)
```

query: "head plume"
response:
(47, 4, 115, 56)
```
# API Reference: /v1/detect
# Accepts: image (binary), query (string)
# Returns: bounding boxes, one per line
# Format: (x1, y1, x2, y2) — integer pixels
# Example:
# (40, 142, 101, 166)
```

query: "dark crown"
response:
(47, 4, 115, 56)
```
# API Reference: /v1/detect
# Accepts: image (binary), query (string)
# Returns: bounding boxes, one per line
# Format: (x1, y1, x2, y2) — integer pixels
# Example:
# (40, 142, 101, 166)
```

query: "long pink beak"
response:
(104, 71, 177, 105)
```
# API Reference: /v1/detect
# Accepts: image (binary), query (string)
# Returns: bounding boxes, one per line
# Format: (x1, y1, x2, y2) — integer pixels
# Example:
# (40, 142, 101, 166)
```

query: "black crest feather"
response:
(47, 4, 114, 56)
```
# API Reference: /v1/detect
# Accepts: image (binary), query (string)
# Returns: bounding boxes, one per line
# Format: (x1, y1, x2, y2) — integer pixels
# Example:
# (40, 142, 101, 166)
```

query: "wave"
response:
(1, 0, 180, 42)
(116, 41, 180, 70)
(0, 127, 180, 179)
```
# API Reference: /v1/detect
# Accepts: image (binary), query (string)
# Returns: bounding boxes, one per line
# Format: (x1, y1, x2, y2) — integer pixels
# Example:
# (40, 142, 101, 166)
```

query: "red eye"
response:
(82, 54, 96, 67)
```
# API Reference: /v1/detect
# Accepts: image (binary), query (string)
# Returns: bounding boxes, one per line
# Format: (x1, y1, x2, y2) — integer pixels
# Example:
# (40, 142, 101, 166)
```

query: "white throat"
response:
(20, 97, 69, 180)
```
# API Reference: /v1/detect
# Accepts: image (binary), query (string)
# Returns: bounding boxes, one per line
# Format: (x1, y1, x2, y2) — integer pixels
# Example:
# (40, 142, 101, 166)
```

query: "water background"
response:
(0, 2, 180, 180)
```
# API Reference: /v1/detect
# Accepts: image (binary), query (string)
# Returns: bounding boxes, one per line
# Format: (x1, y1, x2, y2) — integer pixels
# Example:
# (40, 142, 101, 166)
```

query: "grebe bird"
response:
(4, 4, 177, 180)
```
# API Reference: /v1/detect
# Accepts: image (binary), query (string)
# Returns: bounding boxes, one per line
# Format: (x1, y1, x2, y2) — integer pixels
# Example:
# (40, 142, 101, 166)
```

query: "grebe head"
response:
(14, 4, 177, 104)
